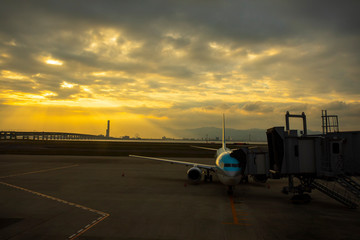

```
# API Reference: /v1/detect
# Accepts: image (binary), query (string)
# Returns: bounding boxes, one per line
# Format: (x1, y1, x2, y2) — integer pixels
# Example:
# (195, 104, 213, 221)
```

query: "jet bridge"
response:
(265, 111, 360, 208)
(233, 146, 270, 183)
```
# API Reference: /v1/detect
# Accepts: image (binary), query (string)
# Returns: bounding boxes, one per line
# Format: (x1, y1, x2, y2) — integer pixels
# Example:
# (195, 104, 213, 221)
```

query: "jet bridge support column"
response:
(285, 111, 307, 135)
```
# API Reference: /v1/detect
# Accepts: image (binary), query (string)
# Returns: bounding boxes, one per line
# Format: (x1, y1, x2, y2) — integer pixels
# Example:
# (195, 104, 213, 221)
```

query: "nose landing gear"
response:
(227, 186, 234, 195)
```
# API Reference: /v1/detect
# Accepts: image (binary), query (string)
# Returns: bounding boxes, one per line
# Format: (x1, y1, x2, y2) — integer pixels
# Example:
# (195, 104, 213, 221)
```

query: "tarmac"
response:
(0, 153, 360, 240)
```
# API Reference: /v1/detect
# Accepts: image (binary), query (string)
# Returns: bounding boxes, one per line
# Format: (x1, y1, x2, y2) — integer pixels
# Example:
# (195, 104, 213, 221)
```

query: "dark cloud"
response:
(1, 0, 359, 134)
(242, 102, 273, 113)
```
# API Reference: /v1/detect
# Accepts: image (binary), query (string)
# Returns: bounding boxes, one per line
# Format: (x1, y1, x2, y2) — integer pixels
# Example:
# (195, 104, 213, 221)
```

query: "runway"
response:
(0, 154, 359, 240)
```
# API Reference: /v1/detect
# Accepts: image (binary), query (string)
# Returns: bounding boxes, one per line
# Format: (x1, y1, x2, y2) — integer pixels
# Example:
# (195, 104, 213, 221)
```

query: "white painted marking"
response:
(1, 177, 110, 240)
(0, 165, 79, 179)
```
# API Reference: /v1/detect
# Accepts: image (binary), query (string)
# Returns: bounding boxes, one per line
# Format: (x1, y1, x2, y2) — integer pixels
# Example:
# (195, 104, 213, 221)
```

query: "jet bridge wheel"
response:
(298, 175, 315, 193)
(289, 175, 314, 204)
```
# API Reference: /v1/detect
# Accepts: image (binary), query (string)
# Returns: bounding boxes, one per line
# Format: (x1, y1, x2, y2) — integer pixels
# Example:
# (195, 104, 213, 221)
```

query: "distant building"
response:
(106, 120, 110, 138)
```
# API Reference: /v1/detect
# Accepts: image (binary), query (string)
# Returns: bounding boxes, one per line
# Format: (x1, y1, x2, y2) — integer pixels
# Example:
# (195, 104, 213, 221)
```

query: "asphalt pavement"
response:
(0, 154, 359, 240)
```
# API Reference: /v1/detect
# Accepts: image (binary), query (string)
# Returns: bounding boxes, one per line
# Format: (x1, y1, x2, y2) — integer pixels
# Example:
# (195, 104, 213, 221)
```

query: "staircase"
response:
(312, 180, 358, 208)
(336, 175, 360, 199)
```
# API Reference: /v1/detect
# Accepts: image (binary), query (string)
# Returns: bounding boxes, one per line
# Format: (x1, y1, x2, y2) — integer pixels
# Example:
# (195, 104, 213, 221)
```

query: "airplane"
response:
(129, 114, 248, 194)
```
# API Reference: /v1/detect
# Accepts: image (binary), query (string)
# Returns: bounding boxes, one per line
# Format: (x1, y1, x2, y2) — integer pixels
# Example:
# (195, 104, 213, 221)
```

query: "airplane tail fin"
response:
(222, 114, 226, 150)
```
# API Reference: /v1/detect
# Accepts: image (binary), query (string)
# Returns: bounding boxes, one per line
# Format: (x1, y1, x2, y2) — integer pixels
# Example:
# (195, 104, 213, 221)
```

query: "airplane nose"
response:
(227, 170, 241, 177)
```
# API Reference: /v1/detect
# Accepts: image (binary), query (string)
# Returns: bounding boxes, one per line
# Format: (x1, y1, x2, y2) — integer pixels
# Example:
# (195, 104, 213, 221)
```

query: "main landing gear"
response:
(204, 170, 213, 182)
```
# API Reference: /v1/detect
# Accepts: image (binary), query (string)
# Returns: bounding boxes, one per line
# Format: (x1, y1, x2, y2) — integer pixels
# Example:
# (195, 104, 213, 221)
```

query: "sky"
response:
(0, 0, 359, 138)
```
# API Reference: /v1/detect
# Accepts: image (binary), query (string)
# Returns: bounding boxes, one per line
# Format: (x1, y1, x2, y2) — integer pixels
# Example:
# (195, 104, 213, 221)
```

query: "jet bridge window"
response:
(332, 142, 340, 154)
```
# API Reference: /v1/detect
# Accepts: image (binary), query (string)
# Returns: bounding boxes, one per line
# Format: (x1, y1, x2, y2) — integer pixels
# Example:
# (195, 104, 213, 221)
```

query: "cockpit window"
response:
(224, 163, 240, 168)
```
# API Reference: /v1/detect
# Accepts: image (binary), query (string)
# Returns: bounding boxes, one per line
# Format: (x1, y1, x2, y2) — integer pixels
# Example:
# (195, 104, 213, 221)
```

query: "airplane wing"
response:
(129, 155, 216, 171)
(190, 145, 218, 151)
(190, 145, 238, 151)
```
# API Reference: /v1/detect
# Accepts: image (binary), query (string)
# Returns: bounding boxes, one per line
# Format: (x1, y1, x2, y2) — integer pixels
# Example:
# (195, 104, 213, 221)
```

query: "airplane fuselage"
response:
(214, 150, 242, 186)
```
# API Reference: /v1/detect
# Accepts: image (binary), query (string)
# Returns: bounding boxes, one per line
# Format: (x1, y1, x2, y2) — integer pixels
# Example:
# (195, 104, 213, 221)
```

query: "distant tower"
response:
(106, 120, 110, 138)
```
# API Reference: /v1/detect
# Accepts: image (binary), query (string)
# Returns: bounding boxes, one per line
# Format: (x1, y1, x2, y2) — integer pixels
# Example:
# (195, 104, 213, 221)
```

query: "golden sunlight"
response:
(45, 58, 63, 66)
(60, 81, 77, 89)
(0, 105, 172, 138)
(1, 70, 27, 79)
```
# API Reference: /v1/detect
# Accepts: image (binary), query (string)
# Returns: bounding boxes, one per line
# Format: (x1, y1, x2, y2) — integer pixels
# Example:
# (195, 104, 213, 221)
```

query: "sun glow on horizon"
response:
(0, 105, 173, 138)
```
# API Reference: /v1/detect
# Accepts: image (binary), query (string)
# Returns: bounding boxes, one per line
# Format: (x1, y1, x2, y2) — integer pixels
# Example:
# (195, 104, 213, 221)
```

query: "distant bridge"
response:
(0, 131, 108, 140)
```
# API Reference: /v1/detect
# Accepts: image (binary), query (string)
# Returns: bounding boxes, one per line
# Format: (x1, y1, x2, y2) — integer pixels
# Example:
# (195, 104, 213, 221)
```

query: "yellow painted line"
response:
(223, 195, 251, 226)
(229, 195, 239, 224)
(0, 181, 110, 239)
(0, 164, 79, 179)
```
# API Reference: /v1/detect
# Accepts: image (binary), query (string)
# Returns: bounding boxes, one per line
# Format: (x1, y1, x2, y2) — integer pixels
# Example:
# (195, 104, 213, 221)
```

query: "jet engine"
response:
(187, 167, 202, 183)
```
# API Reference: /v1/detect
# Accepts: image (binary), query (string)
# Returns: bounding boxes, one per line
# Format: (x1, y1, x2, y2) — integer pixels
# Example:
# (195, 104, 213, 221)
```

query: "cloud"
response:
(0, 1, 359, 136)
